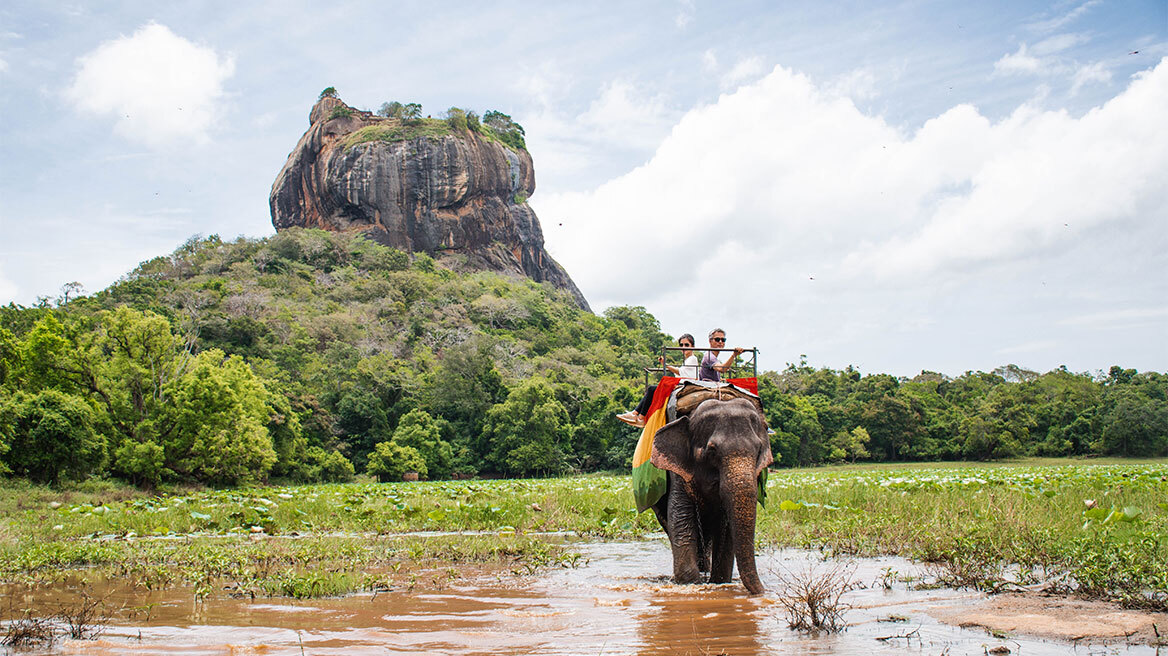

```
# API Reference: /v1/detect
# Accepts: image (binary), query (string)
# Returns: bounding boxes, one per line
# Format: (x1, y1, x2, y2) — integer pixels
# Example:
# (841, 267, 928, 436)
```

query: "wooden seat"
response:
(673, 381, 763, 417)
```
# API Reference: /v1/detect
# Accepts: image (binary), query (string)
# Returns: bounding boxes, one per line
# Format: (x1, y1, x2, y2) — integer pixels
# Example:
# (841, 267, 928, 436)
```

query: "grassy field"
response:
(1, 459, 1165, 607)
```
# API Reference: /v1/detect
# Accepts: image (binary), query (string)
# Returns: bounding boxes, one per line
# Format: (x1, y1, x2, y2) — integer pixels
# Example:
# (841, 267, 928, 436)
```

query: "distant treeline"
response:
(0, 229, 1164, 487)
(759, 361, 1167, 467)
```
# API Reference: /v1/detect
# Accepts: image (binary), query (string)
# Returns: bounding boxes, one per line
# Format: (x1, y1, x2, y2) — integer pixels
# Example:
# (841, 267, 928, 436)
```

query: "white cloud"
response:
(534, 59, 1168, 374)
(519, 74, 680, 187)
(844, 62, 1168, 280)
(1032, 32, 1090, 56)
(702, 49, 718, 72)
(577, 81, 676, 151)
(675, 0, 696, 29)
(826, 68, 880, 102)
(0, 57, 8, 74)
(722, 55, 767, 88)
(994, 44, 1047, 76)
(1071, 61, 1112, 95)
(65, 22, 235, 147)
(1026, 0, 1102, 34)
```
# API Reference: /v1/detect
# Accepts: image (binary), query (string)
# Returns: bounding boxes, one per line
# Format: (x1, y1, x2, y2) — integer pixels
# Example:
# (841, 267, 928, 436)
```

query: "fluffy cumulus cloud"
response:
(519, 72, 681, 188)
(533, 59, 1168, 374)
(65, 22, 235, 146)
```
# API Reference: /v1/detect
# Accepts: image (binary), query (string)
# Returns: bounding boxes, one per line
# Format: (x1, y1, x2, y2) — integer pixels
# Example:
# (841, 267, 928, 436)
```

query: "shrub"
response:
(304, 447, 355, 483)
(329, 106, 354, 120)
(319, 87, 338, 100)
(413, 253, 435, 272)
(366, 441, 427, 482)
(481, 379, 569, 476)
(377, 101, 404, 118)
(445, 107, 468, 131)
(158, 349, 277, 485)
(113, 440, 167, 487)
(483, 110, 526, 150)
(0, 389, 106, 484)
(391, 409, 454, 479)
(771, 561, 855, 632)
(350, 238, 409, 272)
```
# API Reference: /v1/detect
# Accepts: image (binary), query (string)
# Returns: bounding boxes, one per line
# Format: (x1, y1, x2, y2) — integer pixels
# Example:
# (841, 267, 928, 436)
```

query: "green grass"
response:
(340, 118, 525, 152)
(341, 119, 456, 149)
(757, 461, 1168, 609)
(1, 461, 1165, 606)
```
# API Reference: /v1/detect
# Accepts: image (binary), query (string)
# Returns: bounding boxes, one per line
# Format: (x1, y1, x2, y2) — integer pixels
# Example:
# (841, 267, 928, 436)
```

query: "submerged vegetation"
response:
(0, 462, 1165, 608)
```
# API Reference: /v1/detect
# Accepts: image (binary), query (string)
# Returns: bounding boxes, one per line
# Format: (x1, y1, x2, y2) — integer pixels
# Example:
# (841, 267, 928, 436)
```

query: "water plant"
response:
(0, 462, 1165, 607)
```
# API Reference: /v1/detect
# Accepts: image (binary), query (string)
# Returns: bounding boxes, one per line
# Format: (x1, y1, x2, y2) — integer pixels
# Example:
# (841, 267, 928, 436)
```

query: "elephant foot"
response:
(673, 567, 702, 585)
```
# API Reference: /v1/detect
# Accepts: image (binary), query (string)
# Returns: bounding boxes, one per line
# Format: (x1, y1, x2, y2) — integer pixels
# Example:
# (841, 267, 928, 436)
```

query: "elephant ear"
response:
(755, 443, 774, 479)
(650, 416, 694, 484)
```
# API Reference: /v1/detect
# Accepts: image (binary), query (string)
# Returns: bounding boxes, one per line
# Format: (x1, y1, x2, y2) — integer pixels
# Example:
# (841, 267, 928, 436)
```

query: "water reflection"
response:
(0, 540, 1158, 655)
(633, 592, 765, 656)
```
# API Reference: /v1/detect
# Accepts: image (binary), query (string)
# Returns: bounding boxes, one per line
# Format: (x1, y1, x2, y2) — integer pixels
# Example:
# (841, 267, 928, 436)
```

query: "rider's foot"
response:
(616, 411, 645, 428)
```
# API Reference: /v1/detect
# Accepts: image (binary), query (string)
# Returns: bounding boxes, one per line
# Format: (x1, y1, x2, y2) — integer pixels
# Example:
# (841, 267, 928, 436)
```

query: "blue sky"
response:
(1, 1, 1165, 377)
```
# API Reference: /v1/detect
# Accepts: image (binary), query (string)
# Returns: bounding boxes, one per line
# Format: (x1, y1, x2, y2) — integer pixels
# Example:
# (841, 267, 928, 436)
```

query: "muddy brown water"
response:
(3, 540, 1162, 655)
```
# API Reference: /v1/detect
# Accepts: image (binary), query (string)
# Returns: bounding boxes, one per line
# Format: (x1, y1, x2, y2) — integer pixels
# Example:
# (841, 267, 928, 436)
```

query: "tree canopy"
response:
(1, 229, 1164, 487)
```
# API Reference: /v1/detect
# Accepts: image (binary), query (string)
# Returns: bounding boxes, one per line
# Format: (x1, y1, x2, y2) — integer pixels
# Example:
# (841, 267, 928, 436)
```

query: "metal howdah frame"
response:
(644, 346, 759, 386)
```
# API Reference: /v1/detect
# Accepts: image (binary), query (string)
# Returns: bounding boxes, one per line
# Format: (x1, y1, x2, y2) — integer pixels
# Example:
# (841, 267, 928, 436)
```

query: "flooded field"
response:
(4, 539, 1164, 656)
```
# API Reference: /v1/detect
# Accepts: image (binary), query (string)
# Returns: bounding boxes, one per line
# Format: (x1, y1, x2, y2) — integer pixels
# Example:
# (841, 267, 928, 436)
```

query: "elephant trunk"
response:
(724, 457, 764, 595)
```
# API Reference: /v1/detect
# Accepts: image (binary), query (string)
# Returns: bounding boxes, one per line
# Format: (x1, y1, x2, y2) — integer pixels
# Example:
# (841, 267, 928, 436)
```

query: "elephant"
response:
(649, 396, 774, 594)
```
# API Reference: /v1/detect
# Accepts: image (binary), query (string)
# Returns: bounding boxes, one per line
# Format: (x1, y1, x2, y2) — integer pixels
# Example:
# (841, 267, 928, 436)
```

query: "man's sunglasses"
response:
(711, 337, 726, 343)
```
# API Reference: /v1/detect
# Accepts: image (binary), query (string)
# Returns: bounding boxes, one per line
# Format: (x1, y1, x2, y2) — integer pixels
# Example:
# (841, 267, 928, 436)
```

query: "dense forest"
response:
(1, 229, 1165, 487)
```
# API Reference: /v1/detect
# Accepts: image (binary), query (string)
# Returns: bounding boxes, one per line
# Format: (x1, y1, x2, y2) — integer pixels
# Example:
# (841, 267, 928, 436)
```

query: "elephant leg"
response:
(651, 503, 668, 534)
(698, 541, 711, 574)
(665, 477, 702, 584)
(708, 519, 734, 584)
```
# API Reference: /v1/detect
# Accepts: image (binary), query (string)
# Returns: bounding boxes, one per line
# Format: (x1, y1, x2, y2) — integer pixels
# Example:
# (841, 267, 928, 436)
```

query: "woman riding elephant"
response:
(616, 334, 699, 428)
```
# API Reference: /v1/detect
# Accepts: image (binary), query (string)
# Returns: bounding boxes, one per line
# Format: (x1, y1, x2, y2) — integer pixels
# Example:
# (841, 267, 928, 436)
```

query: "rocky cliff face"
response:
(270, 97, 590, 311)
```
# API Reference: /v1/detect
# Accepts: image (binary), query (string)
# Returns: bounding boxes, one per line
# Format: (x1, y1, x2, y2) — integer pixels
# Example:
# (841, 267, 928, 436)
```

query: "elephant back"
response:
(672, 382, 763, 418)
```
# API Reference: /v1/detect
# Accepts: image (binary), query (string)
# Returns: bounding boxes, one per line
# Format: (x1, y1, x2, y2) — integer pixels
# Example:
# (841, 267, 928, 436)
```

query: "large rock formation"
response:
(270, 96, 589, 311)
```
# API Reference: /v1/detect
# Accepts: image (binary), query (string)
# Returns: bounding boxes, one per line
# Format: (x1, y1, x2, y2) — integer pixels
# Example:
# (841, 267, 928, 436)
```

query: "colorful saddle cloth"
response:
(632, 377, 767, 513)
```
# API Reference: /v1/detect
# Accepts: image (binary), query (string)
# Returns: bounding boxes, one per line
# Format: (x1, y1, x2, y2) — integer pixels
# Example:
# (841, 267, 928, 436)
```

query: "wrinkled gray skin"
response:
(649, 397, 774, 595)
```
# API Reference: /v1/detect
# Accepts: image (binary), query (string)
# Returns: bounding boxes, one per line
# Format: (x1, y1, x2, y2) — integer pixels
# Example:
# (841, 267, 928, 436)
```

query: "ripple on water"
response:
(5, 540, 1164, 655)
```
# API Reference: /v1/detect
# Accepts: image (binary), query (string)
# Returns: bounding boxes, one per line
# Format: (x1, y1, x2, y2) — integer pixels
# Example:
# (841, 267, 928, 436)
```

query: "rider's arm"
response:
(712, 348, 745, 373)
(659, 355, 680, 376)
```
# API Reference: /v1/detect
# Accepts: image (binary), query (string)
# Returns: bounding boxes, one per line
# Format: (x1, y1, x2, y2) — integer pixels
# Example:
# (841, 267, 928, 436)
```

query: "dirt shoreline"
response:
(935, 592, 1168, 646)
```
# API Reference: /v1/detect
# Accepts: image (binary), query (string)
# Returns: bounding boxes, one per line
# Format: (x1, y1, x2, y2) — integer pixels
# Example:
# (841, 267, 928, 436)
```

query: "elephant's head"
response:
(650, 397, 773, 594)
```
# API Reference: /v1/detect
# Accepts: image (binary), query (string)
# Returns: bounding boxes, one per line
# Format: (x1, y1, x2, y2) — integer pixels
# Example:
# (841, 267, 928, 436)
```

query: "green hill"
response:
(0, 229, 664, 486)
(1, 229, 1165, 488)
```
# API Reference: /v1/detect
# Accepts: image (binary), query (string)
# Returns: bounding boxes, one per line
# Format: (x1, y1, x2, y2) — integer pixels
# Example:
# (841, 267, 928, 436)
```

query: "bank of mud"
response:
(3, 541, 1165, 655)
